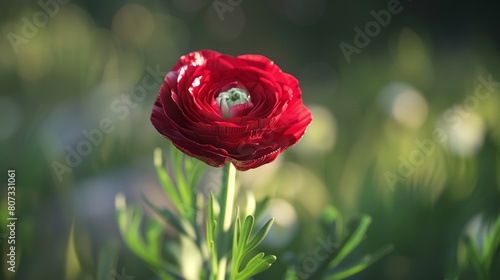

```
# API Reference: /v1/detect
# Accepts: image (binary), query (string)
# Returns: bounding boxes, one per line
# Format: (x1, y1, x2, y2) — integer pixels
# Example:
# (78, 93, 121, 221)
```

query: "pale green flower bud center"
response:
(216, 88, 251, 118)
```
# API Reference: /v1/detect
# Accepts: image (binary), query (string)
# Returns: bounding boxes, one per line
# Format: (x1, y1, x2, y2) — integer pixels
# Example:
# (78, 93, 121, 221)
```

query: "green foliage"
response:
(116, 147, 207, 279)
(153, 146, 205, 220)
(284, 206, 393, 280)
(116, 147, 276, 280)
(206, 194, 219, 279)
(115, 201, 180, 279)
(451, 215, 500, 280)
(230, 214, 277, 280)
(96, 241, 119, 280)
(116, 147, 389, 279)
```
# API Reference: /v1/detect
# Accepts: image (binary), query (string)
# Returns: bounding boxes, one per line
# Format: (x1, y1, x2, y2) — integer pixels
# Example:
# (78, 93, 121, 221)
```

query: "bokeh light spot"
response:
(440, 113, 485, 156)
(260, 199, 299, 249)
(294, 104, 337, 155)
(379, 82, 428, 128)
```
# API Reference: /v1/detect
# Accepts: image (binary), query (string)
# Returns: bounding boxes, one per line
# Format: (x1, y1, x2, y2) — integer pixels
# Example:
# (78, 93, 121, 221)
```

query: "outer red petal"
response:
(151, 95, 229, 167)
(172, 50, 223, 71)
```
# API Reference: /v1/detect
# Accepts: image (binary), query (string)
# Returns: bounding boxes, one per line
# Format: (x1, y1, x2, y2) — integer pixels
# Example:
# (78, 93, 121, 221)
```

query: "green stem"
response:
(217, 164, 237, 280)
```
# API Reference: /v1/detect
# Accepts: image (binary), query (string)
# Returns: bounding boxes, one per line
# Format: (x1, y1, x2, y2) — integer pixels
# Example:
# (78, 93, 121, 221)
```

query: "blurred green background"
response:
(1, 0, 500, 279)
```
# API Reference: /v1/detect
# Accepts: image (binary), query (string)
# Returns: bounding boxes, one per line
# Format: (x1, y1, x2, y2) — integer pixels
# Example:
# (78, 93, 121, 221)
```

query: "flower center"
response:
(216, 87, 251, 118)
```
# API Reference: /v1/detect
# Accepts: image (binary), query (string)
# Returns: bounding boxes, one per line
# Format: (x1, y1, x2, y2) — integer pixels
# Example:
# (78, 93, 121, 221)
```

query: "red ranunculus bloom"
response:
(151, 50, 312, 170)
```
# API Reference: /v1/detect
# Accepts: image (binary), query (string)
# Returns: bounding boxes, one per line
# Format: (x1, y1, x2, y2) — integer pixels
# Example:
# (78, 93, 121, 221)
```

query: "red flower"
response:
(151, 50, 312, 170)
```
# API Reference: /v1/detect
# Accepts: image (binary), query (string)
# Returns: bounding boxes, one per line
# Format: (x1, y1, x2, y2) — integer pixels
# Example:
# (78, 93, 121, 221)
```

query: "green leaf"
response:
(324, 245, 394, 280)
(117, 205, 151, 263)
(155, 146, 206, 222)
(483, 215, 500, 270)
(246, 218, 274, 254)
(322, 205, 340, 223)
(146, 220, 164, 260)
(207, 194, 219, 277)
(231, 212, 242, 276)
(282, 268, 299, 280)
(115, 195, 166, 270)
(237, 253, 277, 280)
(240, 216, 255, 250)
(321, 205, 343, 240)
(154, 148, 185, 215)
(328, 215, 372, 269)
(464, 236, 487, 280)
(142, 195, 195, 239)
(96, 241, 119, 280)
(170, 145, 191, 209)
(230, 215, 276, 280)
(187, 160, 206, 200)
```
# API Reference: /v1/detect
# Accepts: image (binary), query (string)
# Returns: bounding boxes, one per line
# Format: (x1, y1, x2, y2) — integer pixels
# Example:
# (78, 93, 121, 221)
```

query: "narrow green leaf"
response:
(464, 236, 487, 280)
(324, 245, 393, 280)
(282, 268, 299, 280)
(231, 215, 276, 279)
(322, 205, 340, 224)
(483, 215, 500, 266)
(96, 241, 119, 280)
(321, 205, 343, 240)
(231, 213, 242, 279)
(173, 149, 191, 208)
(245, 218, 274, 254)
(328, 216, 372, 269)
(143, 195, 190, 238)
(118, 206, 154, 265)
(168, 144, 194, 212)
(237, 252, 277, 279)
(129, 207, 145, 250)
(146, 220, 164, 260)
(208, 194, 218, 240)
(187, 160, 206, 197)
(207, 194, 219, 275)
(154, 148, 184, 214)
(241, 215, 255, 247)
(184, 154, 203, 181)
